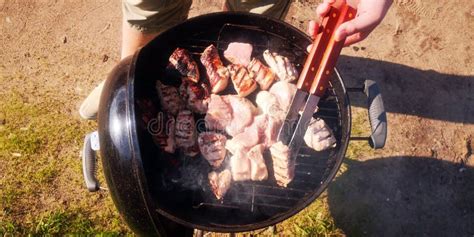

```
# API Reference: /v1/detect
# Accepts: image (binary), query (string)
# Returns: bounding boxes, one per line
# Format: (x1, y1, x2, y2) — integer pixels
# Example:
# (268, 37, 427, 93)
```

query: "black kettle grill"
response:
(81, 12, 387, 236)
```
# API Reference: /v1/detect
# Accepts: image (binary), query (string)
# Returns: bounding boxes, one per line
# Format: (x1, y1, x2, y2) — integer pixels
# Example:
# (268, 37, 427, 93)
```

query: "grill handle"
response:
(364, 80, 387, 149)
(82, 132, 100, 192)
(347, 80, 387, 149)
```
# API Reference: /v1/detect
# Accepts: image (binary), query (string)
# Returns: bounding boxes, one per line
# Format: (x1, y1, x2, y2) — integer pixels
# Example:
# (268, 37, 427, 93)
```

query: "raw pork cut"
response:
(263, 50, 298, 82)
(224, 42, 253, 66)
(304, 118, 337, 151)
(224, 95, 258, 136)
(269, 81, 297, 113)
(205, 94, 233, 131)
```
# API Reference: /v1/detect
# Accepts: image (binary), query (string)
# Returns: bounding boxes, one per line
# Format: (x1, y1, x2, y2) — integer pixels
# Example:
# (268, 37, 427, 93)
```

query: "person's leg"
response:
(80, 0, 191, 120)
(225, 0, 291, 20)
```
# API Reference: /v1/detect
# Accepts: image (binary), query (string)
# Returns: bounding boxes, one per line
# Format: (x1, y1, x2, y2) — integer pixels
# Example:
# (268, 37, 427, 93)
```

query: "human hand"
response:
(308, 0, 393, 46)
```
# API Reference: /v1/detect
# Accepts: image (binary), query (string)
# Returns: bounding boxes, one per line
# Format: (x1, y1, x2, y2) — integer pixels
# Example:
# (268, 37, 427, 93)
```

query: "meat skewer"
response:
(200, 45, 230, 94)
(247, 58, 276, 90)
(270, 142, 295, 187)
(198, 132, 227, 169)
(227, 64, 257, 97)
(208, 169, 232, 200)
(169, 48, 200, 83)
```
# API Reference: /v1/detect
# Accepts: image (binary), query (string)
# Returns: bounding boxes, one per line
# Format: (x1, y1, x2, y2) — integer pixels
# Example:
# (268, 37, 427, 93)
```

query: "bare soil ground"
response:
(1, 0, 473, 236)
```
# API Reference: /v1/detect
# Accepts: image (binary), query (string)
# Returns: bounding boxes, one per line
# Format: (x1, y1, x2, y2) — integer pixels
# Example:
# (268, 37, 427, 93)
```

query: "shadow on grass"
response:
(327, 157, 474, 236)
(337, 55, 474, 124)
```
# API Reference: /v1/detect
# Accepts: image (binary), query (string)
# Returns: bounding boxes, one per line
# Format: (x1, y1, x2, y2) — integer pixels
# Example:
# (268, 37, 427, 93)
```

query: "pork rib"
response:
(169, 48, 200, 83)
(200, 45, 230, 94)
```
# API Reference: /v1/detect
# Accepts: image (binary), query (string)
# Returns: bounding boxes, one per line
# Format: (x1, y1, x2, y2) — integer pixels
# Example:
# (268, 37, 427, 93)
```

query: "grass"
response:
(0, 85, 372, 235)
(0, 91, 129, 235)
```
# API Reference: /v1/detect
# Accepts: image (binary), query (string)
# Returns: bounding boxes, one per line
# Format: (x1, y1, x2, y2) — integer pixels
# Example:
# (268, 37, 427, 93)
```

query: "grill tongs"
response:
(278, 2, 356, 152)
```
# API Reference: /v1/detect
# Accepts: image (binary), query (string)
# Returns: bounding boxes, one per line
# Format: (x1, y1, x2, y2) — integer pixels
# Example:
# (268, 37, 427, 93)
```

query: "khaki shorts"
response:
(123, 0, 291, 33)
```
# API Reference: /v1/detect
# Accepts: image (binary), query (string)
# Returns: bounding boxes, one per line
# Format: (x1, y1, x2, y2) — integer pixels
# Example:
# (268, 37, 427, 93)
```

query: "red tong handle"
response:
(296, 2, 356, 97)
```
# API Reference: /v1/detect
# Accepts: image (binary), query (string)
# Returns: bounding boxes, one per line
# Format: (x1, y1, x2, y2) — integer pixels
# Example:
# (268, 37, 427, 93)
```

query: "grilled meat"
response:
(224, 95, 258, 136)
(150, 112, 176, 154)
(198, 132, 227, 169)
(270, 141, 295, 187)
(247, 58, 276, 90)
(208, 169, 232, 200)
(200, 45, 230, 94)
(263, 50, 298, 82)
(156, 80, 185, 116)
(227, 64, 257, 97)
(180, 81, 210, 114)
(223, 42, 253, 66)
(175, 110, 197, 151)
(269, 81, 297, 113)
(205, 94, 233, 131)
(304, 118, 337, 151)
(169, 48, 200, 83)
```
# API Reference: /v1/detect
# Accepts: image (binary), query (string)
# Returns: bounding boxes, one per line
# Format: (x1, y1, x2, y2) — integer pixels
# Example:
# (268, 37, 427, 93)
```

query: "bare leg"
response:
(121, 19, 159, 59)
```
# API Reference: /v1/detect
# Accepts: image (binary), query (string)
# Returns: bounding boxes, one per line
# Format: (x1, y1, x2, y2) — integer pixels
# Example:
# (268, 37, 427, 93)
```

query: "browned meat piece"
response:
(230, 151, 251, 181)
(169, 48, 200, 83)
(150, 112, 176, 154)
(205, 94, 233, 131)
(180, 81, 210, 114)
(200, 45, 230, 94)
(263, 50, 298, 82)
(209, 169, 232, 200)
(248, 144, 268, 181)
(198, 132, 227, 169)
(156, 81, 185, 116)
(247, 58, 276, 90)
(175, 110, 197, 152)
(223, 42, 253, 66)
(270, 142, 295, 187)
(227, 64, 257, 97)
(304, 118, 337, 151)
(223, 95, 258, 136)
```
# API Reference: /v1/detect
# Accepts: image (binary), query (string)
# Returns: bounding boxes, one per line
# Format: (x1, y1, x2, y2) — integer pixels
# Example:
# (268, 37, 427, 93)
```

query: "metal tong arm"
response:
(297, 3, 357, 96)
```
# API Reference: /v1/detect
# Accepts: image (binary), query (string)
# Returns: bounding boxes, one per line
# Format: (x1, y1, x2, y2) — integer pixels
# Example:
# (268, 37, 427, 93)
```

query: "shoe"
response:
(79, 80, 105, 120)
